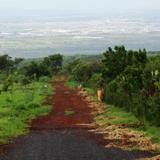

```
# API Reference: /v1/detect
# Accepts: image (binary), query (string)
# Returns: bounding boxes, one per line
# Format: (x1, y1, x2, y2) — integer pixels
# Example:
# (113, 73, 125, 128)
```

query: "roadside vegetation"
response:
(64, 46, 160, 143)
(0, 46, 159, 147)
(0, 54, 63, 144)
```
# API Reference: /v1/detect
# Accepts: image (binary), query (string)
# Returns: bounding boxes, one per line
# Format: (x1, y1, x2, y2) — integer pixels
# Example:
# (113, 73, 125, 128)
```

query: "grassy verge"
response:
(66, 79, 160, 144)
(65, 81, 79, 88)
(0, 80, 53, 144)
(96, 105, 160, 144)
(96, 105, 139, 125)
(65, 80, 96, 95)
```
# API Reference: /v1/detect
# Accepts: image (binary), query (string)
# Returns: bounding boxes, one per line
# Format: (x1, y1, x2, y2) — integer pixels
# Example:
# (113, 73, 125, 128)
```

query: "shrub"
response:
(89, 73, 103, 89)
(20, 76, 31, 86)
(23, 61, 51, 80)
(27, 103, 41, 109)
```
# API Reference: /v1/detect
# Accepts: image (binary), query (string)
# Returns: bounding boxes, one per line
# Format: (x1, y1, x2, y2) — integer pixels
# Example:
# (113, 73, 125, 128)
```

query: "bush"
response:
(103, 48, 160, 126)
(89, 73, 103, 89)
(27, 103, 41, 109)
(20, 76, 31, 86)
(42, 54, 63, 74)
(15, 103, 27, 111)
(23, 61, 51, 80)
(2, 76, 13, 92)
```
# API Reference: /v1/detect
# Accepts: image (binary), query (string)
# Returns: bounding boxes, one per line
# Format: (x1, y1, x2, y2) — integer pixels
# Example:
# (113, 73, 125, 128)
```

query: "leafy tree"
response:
(42, 54, 63, 74)
(70, 60, 103, 86)
(13, 58, 24, 69)
(102, 46, 127, 81)
(102, 46, 147, 82)
(20, 76, 31, 86)
(23, 61, 50, 80)
(64, 59, 81, 74)
(0, 55, 13, 73)
(89, 73, 103, 89)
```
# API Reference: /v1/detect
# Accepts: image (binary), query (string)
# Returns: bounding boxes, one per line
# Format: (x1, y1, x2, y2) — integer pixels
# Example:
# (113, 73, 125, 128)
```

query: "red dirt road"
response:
(0, 79, 154, 160)
(30, 80, 103, 144)
(31, 81, 94, 130)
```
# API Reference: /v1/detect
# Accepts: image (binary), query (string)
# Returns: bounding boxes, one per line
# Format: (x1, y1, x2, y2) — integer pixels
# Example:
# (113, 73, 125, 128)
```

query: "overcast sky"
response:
(0, 0, 160, 11)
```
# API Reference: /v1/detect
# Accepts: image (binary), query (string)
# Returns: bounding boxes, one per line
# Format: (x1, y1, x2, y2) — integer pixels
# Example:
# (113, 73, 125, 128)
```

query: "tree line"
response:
(0, 54, 63, 92)
(64, 46, 160, 126)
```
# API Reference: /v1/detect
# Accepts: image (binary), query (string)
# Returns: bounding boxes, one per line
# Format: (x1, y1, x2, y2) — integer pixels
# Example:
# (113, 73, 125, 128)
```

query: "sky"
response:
(0, 0, 160, 11)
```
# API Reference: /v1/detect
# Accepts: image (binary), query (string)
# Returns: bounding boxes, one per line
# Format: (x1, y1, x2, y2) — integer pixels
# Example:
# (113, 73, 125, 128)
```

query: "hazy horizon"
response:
(0, 0, 160, 58)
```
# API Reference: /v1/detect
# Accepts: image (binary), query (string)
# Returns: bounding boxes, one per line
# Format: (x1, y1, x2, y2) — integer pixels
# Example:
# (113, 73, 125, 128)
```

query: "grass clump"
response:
(65, 81, 79, 88)
(64, 109, 75, 116)
(0, 80, 53, 144)
(106, 105, 139, 125)
(136, 125, 160, 144)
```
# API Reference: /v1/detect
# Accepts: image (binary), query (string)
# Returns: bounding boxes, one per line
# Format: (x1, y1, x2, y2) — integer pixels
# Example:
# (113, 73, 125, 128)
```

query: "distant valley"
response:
(0, 11, 160, 58)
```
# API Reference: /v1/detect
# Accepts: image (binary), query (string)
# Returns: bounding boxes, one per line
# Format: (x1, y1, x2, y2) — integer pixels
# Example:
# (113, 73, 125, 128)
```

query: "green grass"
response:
(136, 125, 160, 144)
(84, 87, 95, 95)
(65, 81, 79, 88)
(107, 106, 160, 143)
(0, 80, 53, 144)
(65, 80, 96, 95)
(96, 105, 160, 144)
(64, 109, 75, 116)
(105, 105, 139, 125)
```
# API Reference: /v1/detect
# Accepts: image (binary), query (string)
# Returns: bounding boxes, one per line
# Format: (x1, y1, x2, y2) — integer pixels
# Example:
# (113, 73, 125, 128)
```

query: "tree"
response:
(64, 58, 81, 74)
(102, 46, 127, 82)
(23, 61, 50, 80)
(13, 58, 24, 69)
(0, 55, 13, 73)
(102, 46, 147, 82)
(42, 54, 63, 74)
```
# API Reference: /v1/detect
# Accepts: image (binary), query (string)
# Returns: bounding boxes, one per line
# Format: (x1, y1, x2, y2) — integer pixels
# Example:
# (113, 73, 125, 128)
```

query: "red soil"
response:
(31, 81, 93, 129)
(30, 80, 104, 144)
(0, 79, 104, 155)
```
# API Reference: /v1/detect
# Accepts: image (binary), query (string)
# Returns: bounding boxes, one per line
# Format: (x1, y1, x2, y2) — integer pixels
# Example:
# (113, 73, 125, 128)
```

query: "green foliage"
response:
(2, 76, 13, 92)
(89, 73, 103, 89)
(23, 61, 51, 80)
(65, 58, 103, 87)
(19, 76, 31, 86)
(98, 105, 139, 125)
(0, 54, 59, 144)
(65, 81, 79, 88)
(103, 47, 160, 126)
(39, 76, 51, 83)
(0, 55, 24, 74)
(65, 46, 160, 128)
(102, 46, 127, 81)
(102, 46, 147, 82)
(0, 81, 53, 144)
(96, 105, 160, 143)
(0, 55, 13, 73)
(42, 54, 63, 74)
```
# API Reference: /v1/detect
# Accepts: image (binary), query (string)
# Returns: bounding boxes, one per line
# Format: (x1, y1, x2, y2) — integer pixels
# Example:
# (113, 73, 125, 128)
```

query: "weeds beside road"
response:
(0, 80, 53, 144)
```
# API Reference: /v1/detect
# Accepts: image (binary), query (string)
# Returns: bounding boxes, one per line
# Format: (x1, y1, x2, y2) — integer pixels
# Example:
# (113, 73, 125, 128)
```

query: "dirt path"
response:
(0, 79, 154, 160)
